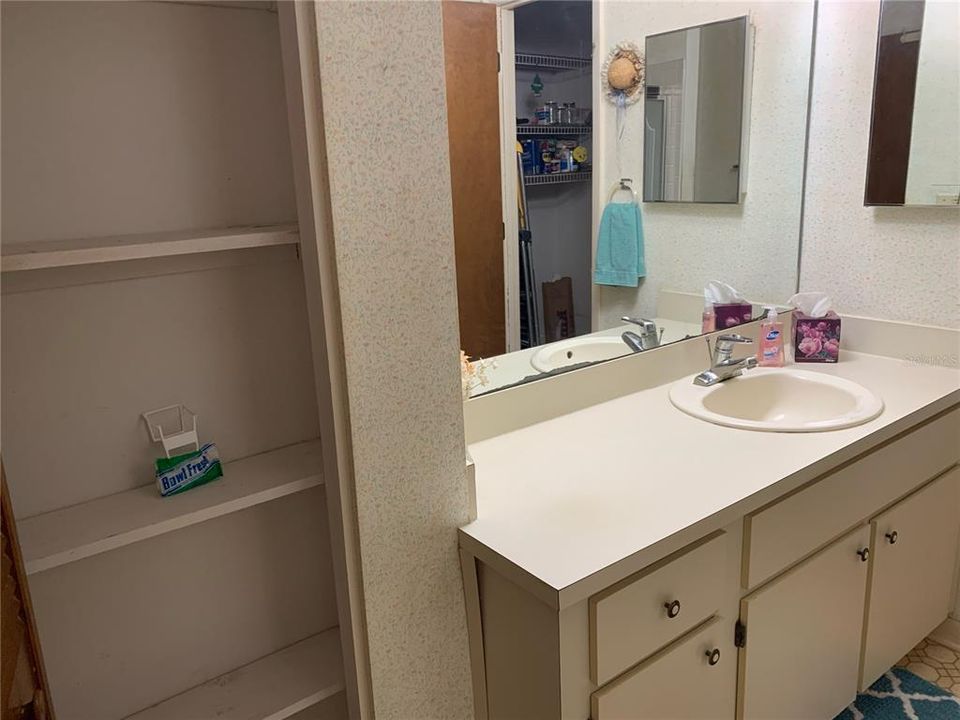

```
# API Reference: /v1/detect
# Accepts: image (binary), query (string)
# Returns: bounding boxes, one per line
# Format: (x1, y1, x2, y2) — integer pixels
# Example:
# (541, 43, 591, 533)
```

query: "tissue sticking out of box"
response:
(705, 280, 746, 305)
(788, 292, 833, 318)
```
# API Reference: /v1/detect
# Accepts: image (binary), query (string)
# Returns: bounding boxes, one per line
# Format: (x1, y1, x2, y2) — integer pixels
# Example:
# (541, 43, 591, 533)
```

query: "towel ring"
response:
(608, 178, 639, 203)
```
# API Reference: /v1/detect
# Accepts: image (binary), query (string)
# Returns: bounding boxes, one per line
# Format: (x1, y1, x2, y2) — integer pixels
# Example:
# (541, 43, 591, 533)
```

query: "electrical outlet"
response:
(935, 192, 959, 205)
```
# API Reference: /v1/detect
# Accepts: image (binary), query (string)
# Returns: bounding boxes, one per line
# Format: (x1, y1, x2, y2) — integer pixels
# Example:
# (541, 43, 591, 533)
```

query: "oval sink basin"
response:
(669, 368, 884, 432)
(531, 336, 631, 373)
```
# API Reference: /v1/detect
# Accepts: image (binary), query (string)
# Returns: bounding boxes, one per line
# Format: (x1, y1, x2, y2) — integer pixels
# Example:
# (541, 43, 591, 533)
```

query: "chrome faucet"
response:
(694, 334, 758, 386)
(621, 331, 645, 352)
(621, 316, 662, 352)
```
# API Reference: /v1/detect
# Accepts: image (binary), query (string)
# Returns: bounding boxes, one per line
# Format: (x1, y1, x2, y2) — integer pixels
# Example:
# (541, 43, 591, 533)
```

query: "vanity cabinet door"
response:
(861, 467, 960, 689)
(738, 525, 870, 720)
(591, 616, 735, 720)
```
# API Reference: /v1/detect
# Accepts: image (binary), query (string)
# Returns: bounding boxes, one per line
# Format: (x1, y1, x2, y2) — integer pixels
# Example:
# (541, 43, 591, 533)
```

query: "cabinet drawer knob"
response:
(885, 531, 899, 545)
(664, 600, 681, 618)
(705, 648, 721, 666)
(857, 547, 870, 562)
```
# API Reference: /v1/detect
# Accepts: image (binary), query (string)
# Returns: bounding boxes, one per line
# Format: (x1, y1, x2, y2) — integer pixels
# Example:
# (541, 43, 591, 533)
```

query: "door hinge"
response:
(497, 51, 501, 73)
(734, 620, 747, 648)
(501, 221, 505, 240)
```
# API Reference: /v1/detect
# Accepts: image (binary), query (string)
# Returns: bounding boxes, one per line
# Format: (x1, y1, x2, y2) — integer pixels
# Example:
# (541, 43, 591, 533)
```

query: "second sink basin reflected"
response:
(530, 336, 631, 372)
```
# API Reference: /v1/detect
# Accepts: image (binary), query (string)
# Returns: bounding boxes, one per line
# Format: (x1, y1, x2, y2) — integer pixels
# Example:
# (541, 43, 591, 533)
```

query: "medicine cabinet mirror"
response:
(864, 0, 960, 207)
(643, 16, 749, 204)
(445, 0, 815, 399)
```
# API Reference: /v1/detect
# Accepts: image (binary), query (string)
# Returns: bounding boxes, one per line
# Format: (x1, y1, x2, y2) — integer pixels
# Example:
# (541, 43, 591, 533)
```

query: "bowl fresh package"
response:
(155, 442, 223, 497)
(142, 405, 224, 497)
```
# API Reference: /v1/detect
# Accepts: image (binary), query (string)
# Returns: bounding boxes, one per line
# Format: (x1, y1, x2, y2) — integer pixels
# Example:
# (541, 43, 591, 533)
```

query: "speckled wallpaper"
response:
(800, 0, 960, 329)
(313, 1, 474, 717)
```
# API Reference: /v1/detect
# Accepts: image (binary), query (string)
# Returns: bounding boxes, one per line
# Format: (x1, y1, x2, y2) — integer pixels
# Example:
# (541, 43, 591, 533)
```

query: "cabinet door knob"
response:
(885, 531, 898, 545)
(857, 547, 870, 562)
(706, 648, 721, 666)
(664, 600, 681, 618)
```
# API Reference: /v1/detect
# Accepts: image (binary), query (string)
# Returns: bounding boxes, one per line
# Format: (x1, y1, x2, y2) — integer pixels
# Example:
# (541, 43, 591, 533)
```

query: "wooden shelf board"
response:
(19, 439, 323, 575)
(1, 224, 299, 272)
(125, 628, 344, 720)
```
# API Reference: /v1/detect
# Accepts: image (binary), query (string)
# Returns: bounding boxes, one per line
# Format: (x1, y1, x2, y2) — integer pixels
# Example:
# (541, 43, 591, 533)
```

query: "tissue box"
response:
(793, 311, 841, 363)
(714, 302, 754, 329)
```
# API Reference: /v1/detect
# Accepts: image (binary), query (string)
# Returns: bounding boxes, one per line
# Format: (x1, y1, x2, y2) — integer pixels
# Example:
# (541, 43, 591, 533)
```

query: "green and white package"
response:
(155, 442, 223, 497)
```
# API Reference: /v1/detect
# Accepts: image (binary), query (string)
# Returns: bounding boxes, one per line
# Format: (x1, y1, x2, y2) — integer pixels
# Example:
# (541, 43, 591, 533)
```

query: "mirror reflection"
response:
(644, 17, 748, 204)
(864, 0, 960, 207)
(443, 1, 817, 398)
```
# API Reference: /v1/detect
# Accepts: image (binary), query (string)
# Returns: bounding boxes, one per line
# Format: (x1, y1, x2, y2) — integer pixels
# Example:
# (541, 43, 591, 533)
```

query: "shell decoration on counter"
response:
(601, 41, 645, 106)
(461, 350, 496, 400)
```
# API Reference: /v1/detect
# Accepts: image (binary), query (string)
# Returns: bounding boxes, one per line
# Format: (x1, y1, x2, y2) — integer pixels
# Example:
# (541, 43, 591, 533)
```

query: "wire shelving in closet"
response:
(515, 52, 591, 71)
(524, 171, 592, 187)
(517, 125, 591, 137)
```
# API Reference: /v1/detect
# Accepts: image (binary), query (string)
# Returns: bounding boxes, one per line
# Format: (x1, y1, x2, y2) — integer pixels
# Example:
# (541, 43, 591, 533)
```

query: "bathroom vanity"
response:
(459, 322, 960, 720)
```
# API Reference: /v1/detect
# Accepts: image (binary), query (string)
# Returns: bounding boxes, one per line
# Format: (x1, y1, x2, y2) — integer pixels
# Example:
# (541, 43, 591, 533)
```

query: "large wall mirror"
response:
(443, 0, 817, 398)
(865, 0, 960, 207)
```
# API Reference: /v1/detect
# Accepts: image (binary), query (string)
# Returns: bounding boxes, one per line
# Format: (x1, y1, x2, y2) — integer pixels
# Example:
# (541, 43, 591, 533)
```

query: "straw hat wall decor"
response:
(601, 42, 644, 107)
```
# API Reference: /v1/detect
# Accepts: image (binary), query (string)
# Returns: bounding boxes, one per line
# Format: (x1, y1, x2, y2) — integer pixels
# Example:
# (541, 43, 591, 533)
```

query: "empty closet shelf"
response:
(1, 224, 299, 271)
(18, 439, 324, 575)
(124, 627, 344, 720)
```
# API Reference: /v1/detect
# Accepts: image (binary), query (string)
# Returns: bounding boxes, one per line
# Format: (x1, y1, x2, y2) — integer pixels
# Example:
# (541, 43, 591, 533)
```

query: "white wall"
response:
(1, 1, 296, 243)
(800, 0, 960, 328)
(595, 1, 815, 329)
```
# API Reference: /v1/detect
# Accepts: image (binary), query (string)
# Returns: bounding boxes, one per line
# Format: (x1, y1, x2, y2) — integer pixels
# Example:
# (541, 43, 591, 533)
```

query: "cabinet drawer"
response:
(591, 616, 735, 720)
(590, 531, 727, 686)
(744, 408, 959, 589)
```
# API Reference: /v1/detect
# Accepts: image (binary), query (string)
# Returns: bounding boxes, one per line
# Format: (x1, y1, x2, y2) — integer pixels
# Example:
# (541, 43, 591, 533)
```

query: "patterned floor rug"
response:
(835, 667, 960, 720)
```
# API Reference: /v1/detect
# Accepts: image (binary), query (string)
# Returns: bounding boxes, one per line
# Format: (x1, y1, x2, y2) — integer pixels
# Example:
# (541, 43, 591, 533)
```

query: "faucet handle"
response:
(621, 316, 657, 333)
(716, 333, 753, 345)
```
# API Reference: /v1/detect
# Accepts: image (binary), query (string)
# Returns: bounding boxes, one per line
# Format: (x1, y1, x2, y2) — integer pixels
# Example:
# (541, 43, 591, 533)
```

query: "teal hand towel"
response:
(594, 202, 646, 287)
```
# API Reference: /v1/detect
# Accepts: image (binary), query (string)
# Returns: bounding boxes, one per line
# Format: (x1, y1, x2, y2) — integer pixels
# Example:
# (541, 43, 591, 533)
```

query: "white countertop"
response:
(460, 352, 960, 606)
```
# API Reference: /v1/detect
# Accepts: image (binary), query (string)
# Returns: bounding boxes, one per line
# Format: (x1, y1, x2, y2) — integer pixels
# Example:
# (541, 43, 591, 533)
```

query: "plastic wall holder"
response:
(142, 405, 200, 458)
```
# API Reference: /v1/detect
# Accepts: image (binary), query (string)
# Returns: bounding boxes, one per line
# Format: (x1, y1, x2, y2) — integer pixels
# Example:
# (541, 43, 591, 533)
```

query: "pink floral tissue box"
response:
(714, 302, 754, 330)
(793, 311, 841, 363)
